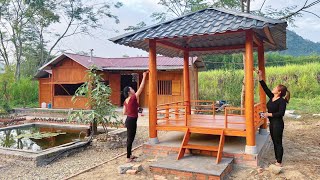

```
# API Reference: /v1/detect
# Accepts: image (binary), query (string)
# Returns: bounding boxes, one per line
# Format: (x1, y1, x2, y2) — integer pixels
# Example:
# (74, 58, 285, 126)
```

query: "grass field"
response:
(199, 63, 320, 114)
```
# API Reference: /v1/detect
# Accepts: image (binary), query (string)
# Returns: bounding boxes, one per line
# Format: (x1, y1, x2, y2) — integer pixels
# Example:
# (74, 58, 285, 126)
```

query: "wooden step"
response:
(183, 144, 219, 151)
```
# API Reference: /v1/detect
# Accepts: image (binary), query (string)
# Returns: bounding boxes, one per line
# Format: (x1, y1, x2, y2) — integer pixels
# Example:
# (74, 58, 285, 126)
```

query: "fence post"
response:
(224, 108, 228, 128)
(165, 105, 169, 120)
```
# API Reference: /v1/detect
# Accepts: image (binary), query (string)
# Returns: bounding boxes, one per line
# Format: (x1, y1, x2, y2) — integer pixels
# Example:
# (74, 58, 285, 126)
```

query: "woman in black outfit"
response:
(257, 70, 290, 167)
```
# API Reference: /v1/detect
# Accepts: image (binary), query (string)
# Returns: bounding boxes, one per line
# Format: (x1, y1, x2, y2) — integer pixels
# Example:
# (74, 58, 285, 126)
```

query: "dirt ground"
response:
(71, 116, 320, 180)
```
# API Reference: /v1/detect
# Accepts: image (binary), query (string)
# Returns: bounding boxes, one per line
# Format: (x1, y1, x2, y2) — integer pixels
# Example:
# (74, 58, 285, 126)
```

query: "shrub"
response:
(199, 63, 320, 108)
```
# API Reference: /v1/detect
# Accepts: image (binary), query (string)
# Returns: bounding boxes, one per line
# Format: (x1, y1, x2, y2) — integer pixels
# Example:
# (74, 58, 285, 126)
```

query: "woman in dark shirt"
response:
(257, 70, 290, 167)
(123, 71, 148, 162)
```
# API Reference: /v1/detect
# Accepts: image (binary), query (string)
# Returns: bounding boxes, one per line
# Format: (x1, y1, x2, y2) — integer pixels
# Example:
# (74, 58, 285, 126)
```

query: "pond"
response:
(0, 124, 87, 152)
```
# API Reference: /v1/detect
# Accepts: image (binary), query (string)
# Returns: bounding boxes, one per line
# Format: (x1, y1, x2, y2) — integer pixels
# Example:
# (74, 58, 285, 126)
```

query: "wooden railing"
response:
(190, 100, 215, 116)
(224, 107, 245, 128)
(157, 102, 187, 126)
(156, 100, 266, 130)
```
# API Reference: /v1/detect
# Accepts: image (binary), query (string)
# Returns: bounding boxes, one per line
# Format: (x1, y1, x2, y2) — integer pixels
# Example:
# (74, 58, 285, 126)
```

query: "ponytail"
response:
(285, 90, 290, 103)
(277, 84, 290, 103)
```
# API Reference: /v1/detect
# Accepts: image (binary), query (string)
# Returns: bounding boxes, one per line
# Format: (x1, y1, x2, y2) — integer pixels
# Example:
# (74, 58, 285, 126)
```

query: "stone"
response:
(132, 164, 143, 172)
(118, 163, 133, 174)
(154, 175, 167, 180)
(257, 167, 264, 174)
(126, 169, 138, 175)
(147, 159, 157, 162)
(269, 164, 283, 175)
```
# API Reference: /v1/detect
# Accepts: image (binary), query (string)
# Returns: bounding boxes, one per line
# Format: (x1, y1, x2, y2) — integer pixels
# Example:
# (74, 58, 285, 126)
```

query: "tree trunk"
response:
(90, 119, 98, 135)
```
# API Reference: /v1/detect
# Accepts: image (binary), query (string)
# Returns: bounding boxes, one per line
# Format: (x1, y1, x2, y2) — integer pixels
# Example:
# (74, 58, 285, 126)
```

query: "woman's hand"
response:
(265, 112, 272, 117)
(256, 69, 263, 81)
(143, 71, 149, 78)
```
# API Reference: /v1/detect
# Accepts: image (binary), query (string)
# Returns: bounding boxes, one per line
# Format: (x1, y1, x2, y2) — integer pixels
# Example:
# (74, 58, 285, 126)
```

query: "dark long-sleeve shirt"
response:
(259, 80, 287, 121)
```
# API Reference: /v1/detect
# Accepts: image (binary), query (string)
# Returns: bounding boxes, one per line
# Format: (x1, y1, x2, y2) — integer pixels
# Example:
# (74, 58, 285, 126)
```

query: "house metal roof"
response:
(109, 8, 287, 57)
(35, 53, 205, 78)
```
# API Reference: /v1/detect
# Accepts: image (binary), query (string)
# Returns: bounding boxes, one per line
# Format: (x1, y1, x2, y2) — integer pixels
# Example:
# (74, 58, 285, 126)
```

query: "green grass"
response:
(199, 62, 320, 114)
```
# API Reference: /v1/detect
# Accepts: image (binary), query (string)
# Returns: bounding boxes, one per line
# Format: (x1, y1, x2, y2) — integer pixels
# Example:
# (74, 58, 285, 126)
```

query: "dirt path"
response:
(72, 116, 320, 180)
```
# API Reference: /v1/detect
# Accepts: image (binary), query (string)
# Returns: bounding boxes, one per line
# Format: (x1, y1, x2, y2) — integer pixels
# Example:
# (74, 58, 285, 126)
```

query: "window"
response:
(54, 83, 84, 96)
(158, 80, 172, 95)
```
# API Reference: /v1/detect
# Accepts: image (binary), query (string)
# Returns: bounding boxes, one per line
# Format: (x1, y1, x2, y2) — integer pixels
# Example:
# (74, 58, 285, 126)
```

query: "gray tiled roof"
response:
(110, 8, 287, 57)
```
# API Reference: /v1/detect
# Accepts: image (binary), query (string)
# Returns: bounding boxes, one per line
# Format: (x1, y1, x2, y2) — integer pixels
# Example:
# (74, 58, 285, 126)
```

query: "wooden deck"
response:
(156, 100, 266, 137)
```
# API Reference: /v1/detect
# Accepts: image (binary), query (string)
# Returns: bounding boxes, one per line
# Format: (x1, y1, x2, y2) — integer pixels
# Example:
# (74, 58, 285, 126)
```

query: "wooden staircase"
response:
(177, 128, 225, 164)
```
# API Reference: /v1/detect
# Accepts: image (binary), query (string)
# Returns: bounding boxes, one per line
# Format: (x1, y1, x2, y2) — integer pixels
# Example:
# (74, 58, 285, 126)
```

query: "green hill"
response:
(282, 30, 320, 56)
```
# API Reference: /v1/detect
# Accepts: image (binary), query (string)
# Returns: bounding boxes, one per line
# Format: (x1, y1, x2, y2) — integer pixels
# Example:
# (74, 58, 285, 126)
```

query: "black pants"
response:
(125, 116, 137, 158)
(269, 119, 284, 163)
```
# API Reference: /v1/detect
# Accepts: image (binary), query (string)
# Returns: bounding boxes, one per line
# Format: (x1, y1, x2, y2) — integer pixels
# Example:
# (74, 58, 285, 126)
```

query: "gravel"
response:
(0, 126, 164, 180)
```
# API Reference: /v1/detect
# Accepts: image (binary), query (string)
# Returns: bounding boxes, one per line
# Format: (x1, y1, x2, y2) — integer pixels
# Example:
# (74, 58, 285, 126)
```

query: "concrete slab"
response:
(150, 154, 233, 179)
(152, 154, 233, 175)
(144, 131, 271, 167)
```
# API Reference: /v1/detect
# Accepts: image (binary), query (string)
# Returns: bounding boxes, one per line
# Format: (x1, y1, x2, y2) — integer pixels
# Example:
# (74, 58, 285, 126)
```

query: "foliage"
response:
(69, 66, 122, 134)
(16, 131, 66, 140)
(203, 50, 320, 70)
(0, 67, 38, 110)
(0, 67, 15, 112)
(10, 77, 38, 108)
(0, 0, 122, 79)
(199, 63, 320, 109)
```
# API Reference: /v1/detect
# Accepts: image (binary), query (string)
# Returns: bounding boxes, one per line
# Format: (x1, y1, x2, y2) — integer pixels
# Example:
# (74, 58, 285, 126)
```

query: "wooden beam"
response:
(188, 45, 245, 52)
(58, 84, 71, 95)
(253, 33, 262, 47)
(244, 30, 256, 147)
(258, 44, 267, 129)
(51, 72, 54, 108)
(263, 27, 276, 45)
(148, 39, 158, 139)
(183, 51, 191, 115)
(156, 40, 187, 51)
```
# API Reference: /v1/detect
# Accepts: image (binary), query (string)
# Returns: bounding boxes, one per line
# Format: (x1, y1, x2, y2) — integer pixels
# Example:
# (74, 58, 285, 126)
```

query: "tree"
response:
(70, 66, 122, 135)
(0, 0, 123, 79)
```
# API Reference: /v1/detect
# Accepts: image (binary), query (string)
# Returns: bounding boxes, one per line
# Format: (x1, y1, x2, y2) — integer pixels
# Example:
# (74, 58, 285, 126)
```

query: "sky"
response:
(52, 0, 320, 58)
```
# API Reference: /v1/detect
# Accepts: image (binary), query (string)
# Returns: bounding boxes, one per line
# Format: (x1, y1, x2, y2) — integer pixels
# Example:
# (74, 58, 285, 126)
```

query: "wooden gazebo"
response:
(110, 8, 287, 161)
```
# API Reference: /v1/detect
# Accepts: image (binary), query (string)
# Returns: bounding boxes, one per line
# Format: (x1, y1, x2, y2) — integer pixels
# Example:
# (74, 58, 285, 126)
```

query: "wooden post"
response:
(183, 51, 191, 115)
(244, 30, 257, 154)
(148, 39, 159, 144)
(258, 43, 268, 130)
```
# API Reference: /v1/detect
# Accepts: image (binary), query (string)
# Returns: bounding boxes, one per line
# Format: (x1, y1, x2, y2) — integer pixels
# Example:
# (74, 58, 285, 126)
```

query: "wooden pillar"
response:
(148, 39, 159, 144)
(258, 43, 268, 130)
(183, 51, 191, 115)
(244, 30, 257, 153)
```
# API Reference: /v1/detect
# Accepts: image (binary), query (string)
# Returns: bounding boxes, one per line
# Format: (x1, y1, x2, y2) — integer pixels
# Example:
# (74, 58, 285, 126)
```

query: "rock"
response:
(126, 169, 138, 175)
(154, 175, 167, 180)
(312, 114, 320, 117)
(269, 164, 283, 175)
(118, 163, 133, 174)
(132, 164, 143, 172)
(147, 159, 157, 162)
(257, 167, 264, 174)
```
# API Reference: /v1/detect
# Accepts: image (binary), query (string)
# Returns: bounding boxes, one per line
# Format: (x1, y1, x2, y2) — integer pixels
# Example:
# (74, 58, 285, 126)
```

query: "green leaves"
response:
(69, 65, 122, 133)
(16, 132, 66, 140)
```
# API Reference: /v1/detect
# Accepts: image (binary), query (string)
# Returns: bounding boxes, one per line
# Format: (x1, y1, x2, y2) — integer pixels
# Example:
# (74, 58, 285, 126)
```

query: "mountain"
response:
(281, 30, 320, 56)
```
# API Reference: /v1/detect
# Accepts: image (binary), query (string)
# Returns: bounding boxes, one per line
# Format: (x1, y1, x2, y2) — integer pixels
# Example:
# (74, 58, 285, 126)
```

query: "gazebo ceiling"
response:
(109, 8, 287, 57)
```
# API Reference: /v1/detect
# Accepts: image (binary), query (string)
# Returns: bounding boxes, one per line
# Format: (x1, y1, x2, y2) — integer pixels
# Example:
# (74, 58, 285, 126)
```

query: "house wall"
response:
(38, 57, 199, 109)
(38, 78, 52, 106)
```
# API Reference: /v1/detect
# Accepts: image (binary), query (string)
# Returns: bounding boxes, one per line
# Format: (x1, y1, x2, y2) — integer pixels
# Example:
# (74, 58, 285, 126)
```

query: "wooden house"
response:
(35, 53, 205, 109)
